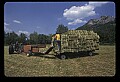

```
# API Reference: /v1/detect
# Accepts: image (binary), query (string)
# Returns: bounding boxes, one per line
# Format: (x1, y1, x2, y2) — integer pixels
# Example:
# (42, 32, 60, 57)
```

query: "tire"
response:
(9, 45, 14, 54)
(88, 51, 93, 56)
(60, 54, 67, 59)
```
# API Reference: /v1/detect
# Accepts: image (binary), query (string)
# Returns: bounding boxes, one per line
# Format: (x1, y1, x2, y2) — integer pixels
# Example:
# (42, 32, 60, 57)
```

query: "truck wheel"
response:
(88, 51, 93, 56)
(60, 54, 67, 59)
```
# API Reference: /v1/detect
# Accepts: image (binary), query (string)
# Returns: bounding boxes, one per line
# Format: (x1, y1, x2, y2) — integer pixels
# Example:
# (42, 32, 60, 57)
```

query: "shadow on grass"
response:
(31, 52, 57, 59)
(37, 55, 57, 59)
(65, 52, 99, 59)
(30, 52, 99, 59)
(8, 51, 99, 59)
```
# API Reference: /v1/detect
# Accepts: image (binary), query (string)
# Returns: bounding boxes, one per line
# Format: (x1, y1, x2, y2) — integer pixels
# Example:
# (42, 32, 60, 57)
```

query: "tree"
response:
(56, 24, 68, 34)
(4, 31, 54, 45)
(30, 31, 39, 44)
(47, 34, 53, 43)
(38, 34, 47, 44)
(45, 34, 52, 44)
(18, 33, 27, 44)
(5, 32, 19, 45)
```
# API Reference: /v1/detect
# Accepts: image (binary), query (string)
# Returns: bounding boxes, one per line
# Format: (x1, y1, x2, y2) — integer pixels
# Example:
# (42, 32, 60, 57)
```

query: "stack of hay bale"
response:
(60, 30, 100, 53)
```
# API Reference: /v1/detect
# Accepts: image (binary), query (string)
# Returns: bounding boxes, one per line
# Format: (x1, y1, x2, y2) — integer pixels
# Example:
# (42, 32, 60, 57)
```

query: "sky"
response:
(4, 2, 115, 36)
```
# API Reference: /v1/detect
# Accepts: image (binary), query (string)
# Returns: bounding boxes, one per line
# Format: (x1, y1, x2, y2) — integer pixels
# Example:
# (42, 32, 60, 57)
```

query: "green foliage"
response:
(18, 33, 27, 43)
(4, 31, 53, 45)
(4, 31, 19, 45)
(30, 31, 39, 44)
(56, 24, 68, 34)
(38, 34, 47, 44)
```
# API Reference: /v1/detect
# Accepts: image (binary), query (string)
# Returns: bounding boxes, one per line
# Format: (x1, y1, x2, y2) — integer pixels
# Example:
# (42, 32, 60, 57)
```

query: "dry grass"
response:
(4, 45, 115, 77)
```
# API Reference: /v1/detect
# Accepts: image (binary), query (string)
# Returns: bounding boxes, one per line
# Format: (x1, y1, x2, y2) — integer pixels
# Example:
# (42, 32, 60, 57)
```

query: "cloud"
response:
(18, 30, 29, 34)
(4, 22, 12, 32)
(63, 5, 95, 20)
(63, 1, 108, 25)
(68, 19, 87, 25)
(4, 22, 9, 26)
(13, 20, 21, 24)
(4, 26, 12, 32)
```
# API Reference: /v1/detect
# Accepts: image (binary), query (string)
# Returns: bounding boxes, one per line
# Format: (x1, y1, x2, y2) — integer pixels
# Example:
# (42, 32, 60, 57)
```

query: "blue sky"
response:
(4, 2, 115, 36)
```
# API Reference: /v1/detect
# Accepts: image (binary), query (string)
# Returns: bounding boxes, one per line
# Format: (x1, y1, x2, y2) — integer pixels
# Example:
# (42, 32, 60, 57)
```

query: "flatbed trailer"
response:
(52, 30, 100, 59)
(9, 30, 99, 59)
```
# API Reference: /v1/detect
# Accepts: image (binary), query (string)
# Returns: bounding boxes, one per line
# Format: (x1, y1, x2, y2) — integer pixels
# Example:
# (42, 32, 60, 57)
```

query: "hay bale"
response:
(59, 30, 99, 53)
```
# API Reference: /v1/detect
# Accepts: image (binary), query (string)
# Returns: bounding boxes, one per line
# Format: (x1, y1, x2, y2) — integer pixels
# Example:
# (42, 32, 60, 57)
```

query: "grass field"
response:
(4, 45, 115, 77)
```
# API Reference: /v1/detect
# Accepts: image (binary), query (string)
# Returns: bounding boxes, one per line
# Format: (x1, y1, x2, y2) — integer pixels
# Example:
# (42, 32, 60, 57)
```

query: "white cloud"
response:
(18, 30, 29, 34)
(4, 22, 12, 32)
(4, 26, 12, 32)
(13, 20, 21, 24)
(16, 30, 29, 35)
(4, 22, 9, 26)
(16, 30, 29, 37)
(63, 1, 108, 25)
(68, 19, 87, 25)
(63, 5, 95, 21)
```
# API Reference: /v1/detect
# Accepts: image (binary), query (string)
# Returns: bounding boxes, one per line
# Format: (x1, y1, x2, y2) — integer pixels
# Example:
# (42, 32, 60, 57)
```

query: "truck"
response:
(9, 30, 100, 59)
(51, 30, 100, 59)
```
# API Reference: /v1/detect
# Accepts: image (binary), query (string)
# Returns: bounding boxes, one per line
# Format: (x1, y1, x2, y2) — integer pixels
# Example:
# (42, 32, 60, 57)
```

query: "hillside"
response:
(76, 16, 116, 44)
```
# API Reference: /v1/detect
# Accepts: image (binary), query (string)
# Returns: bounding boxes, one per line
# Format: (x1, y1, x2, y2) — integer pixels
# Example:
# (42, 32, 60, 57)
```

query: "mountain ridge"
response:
(76, 16, 116, 44)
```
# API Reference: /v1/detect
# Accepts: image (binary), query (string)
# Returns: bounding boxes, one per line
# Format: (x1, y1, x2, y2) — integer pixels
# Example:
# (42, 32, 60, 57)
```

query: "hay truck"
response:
(8, 30, 99, 59)
(50, 30, 100, 59)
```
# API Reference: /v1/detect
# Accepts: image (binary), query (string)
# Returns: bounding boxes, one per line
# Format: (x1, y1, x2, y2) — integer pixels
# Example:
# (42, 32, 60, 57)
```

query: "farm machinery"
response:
(9, 42, 23, 54)
(9, 30, 100, 59)
(9, 43, 46, 55)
